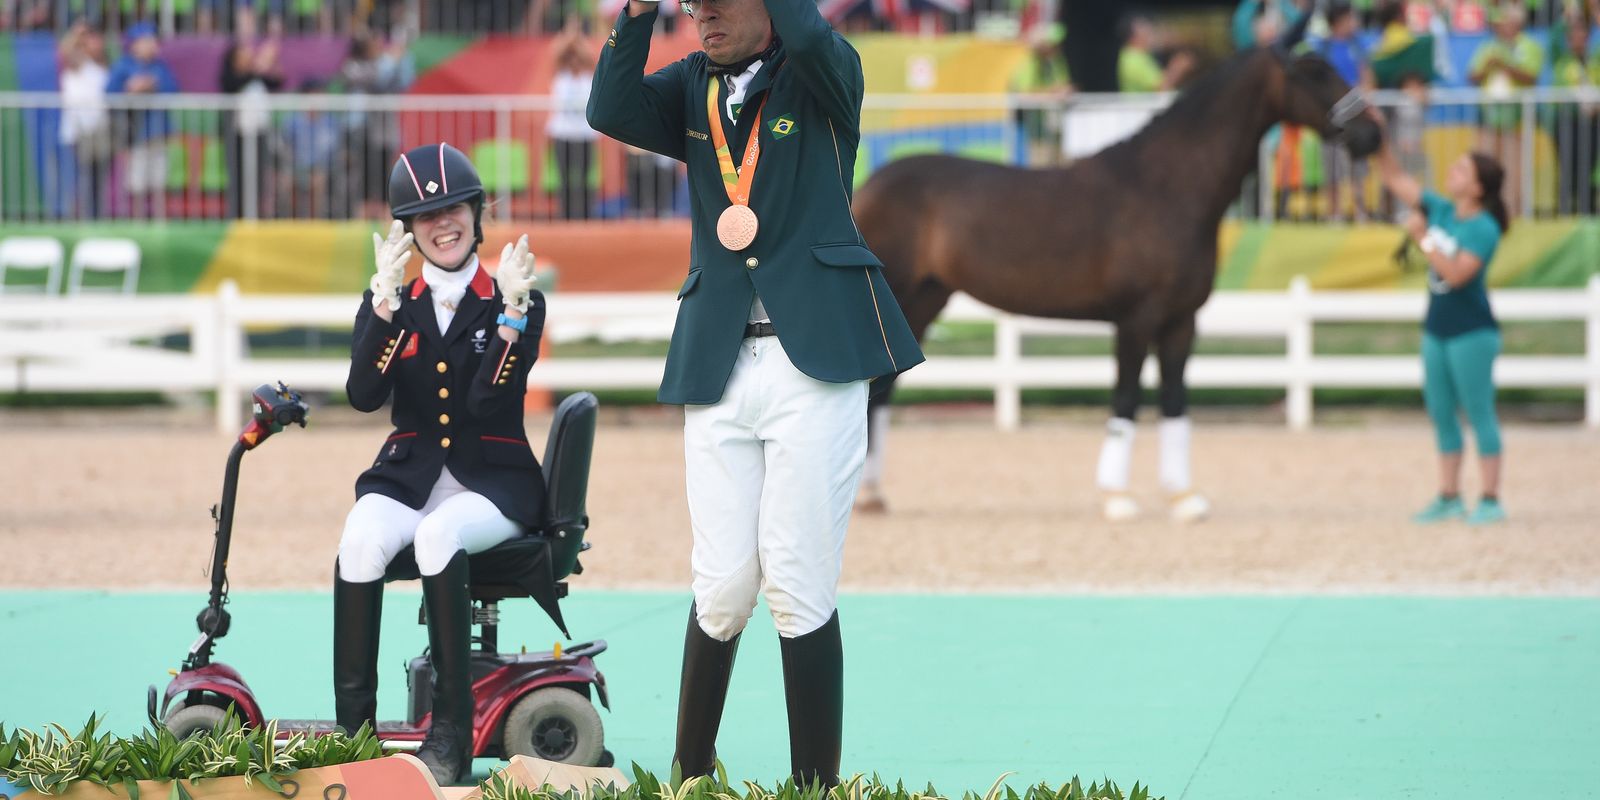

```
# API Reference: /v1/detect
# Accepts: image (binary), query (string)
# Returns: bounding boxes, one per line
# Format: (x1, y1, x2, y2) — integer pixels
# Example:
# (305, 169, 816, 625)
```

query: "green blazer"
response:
(587, 0, 924, 405)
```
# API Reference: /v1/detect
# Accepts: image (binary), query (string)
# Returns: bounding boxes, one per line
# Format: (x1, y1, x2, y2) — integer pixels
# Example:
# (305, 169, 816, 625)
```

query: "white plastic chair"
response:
(67, 237, 141, 296)
(0, 237, 66, 296)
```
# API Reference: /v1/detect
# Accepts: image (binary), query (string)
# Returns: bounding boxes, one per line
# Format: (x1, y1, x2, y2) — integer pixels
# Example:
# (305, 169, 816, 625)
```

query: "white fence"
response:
(3, 276, 1598, 433)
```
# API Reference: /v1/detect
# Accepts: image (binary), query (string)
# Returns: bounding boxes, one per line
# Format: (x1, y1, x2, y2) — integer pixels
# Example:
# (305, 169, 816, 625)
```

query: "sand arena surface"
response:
(2, 407, 1597, 594)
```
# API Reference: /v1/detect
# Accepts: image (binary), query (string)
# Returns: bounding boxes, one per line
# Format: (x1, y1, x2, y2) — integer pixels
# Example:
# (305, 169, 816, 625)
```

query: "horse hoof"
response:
(1170, 492, 1210, 523)
(1102, 494, 1140, 522)
(854, 492, 888, 515)
(854, 498, 888, 515)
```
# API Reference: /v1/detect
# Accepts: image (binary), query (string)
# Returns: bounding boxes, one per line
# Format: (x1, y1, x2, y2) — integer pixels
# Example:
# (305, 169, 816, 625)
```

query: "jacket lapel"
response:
(402, 280, 446, 353)
(442, 293, 489, 346)
(742, 53, 783, 110)
(721, 54, 785, 159)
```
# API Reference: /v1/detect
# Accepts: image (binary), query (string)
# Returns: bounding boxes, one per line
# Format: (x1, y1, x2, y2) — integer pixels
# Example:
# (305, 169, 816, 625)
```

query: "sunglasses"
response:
(679, 0, 733, 18)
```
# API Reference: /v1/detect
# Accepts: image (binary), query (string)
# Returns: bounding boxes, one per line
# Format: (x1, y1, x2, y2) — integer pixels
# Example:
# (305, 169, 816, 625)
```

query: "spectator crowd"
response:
(13, 0, 1600, 222)
(43, 7, 416, 220)
(1012, 0, 1600, 219)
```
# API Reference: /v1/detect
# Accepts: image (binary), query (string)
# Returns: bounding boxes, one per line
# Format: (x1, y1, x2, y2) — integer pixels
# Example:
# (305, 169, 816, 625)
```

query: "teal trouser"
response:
(1421, 328, 1503, 457)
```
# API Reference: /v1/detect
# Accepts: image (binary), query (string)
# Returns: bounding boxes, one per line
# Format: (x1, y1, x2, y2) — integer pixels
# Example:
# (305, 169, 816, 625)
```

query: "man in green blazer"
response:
(587, 0, 923, 787)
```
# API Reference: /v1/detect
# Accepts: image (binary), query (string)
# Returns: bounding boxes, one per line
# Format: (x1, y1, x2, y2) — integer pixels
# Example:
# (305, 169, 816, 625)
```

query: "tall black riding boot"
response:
(333, 559, 383, 736)
(780, 612, 843, 789)
(673, 603, 741, 779)
(416, 551, 475, 786)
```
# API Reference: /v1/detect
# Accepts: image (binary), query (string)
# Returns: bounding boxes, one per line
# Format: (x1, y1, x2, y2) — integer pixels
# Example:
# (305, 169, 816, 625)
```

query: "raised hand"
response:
(370, 219, 414, 311)
(496, 234, 539, 314)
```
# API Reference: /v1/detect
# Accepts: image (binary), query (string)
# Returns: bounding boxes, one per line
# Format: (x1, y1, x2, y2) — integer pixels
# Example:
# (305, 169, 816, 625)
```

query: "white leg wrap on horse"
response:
(1096, 417, 1137, 492)
(861, 404, 890, 487)
(1158, 415, 1192, 494)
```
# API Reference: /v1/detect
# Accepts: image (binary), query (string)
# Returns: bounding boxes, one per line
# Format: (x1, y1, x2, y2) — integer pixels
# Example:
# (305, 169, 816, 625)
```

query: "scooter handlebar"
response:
(239, 382, 310, 450)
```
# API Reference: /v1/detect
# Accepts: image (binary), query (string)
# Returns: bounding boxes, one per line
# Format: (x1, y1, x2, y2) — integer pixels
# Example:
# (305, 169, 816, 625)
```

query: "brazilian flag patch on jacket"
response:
(768, 115, 797, 139)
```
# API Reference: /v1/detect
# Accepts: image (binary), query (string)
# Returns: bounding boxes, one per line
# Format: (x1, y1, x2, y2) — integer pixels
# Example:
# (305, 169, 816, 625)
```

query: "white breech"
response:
(683, 336, 868, 642)
(337, 467, 522, 581)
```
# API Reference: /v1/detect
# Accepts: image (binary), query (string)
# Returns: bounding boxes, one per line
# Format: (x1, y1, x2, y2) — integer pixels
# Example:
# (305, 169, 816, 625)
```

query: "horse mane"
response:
(1096, 48, 1271, 165)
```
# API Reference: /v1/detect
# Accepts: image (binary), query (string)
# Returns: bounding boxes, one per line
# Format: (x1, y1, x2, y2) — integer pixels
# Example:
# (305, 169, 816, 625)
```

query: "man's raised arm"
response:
(587, 1, 692, 161)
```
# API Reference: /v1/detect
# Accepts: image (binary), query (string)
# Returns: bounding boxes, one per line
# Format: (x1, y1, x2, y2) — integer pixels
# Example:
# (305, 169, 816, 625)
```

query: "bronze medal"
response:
(717, 204, 759, 250)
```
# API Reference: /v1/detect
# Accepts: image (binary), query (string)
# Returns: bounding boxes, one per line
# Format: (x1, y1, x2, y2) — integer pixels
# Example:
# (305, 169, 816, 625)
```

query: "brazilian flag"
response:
(1372, 35, 1437, 88)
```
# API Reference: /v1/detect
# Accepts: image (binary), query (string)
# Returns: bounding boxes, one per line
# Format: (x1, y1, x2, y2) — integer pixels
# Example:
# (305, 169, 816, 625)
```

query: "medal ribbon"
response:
(706, 78, 767, 208)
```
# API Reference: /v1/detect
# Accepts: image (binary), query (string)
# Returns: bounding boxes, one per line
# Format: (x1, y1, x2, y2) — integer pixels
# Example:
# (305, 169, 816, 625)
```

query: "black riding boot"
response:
(780, 612, 843, 789)
(333, 559, 383, 736)
(673, 603, 741, 779)
(416, 551, 475, 786)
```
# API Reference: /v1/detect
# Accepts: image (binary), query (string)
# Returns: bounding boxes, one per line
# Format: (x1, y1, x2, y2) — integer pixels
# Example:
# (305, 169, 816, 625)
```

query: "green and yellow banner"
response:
(1, 218, 1594, 297)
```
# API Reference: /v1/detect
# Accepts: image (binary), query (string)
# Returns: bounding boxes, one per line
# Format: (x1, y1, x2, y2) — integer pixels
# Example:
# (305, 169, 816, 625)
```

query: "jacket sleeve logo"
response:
(768, 115, 797, 139)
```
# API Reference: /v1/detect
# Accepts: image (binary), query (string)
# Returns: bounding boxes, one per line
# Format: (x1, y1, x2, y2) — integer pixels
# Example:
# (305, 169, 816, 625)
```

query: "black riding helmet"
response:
(388, 142, 486, 258)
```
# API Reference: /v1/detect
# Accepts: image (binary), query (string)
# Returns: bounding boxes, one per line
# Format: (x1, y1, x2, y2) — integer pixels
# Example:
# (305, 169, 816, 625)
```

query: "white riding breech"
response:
(684, 335, 868, 641)
(337, 466, 522, 582)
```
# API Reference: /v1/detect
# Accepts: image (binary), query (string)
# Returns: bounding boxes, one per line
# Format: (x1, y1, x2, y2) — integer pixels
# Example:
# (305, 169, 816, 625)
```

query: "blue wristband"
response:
(496, 312, 528, 333)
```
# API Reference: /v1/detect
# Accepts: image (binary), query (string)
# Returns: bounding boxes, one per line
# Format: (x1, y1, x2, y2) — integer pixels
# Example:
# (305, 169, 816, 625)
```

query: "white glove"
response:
(369, 220, 413, 310)
(496, 234, 539, 314)
(1419, 227, 1455, 257)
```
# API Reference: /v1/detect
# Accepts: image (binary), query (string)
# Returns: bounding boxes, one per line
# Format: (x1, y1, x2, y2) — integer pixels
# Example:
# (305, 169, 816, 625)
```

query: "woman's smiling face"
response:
(411, 202, 475, 268)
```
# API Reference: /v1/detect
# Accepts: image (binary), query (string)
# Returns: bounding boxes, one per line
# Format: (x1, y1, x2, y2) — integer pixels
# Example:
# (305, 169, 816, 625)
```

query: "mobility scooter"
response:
(148, 383, 612, 767)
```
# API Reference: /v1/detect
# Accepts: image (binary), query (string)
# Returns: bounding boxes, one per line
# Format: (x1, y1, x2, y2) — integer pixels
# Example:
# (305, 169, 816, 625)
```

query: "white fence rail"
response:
(3, 276, 1598, 433)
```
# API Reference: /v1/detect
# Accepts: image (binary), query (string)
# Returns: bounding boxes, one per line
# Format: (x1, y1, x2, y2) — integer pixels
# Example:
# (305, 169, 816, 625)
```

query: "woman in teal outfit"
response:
(1373, 115, 1510, 525)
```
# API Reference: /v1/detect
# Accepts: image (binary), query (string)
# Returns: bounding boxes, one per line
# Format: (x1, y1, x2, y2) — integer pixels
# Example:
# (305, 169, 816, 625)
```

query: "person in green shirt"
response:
(1010, 22, 1072, 165)
(1471, 3, 1546, 111)
(1118, 14, 1194, 93)
(1469, 3, 1545, 214)
(1372, 112, 1512, 526)
(1550, 13, 1600, 213)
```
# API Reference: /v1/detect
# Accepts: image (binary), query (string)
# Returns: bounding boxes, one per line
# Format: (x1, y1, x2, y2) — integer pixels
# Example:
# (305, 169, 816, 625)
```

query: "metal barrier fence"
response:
(4, 1, 1577, 38)
(2, 0, 997, 37)
(3, 277, 1597, 433)
(6, 87, 1600, 224)
(0, 1, 573, 38)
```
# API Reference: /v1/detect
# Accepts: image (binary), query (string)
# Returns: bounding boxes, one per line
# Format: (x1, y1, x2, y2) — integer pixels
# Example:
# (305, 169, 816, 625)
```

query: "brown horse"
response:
(853, 41, 1382, 521)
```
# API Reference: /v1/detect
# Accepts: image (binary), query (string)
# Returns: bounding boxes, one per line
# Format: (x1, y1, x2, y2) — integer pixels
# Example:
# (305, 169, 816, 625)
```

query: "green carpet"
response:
(1, 591, 1595, 799)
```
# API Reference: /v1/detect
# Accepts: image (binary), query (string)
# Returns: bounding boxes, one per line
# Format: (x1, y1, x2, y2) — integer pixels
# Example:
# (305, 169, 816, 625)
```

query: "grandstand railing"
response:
(4, 1, 1571, 39)
(0, 1, 561, 38)
(6, 87, 1600, 224)
(3, 276, 1597, 433)
(2, 0, 992, 38)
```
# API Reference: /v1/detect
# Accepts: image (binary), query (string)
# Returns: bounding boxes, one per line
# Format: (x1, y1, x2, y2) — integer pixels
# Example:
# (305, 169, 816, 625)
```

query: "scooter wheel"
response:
(164, 701, 230, 740)
(502, 687, 605, 766)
